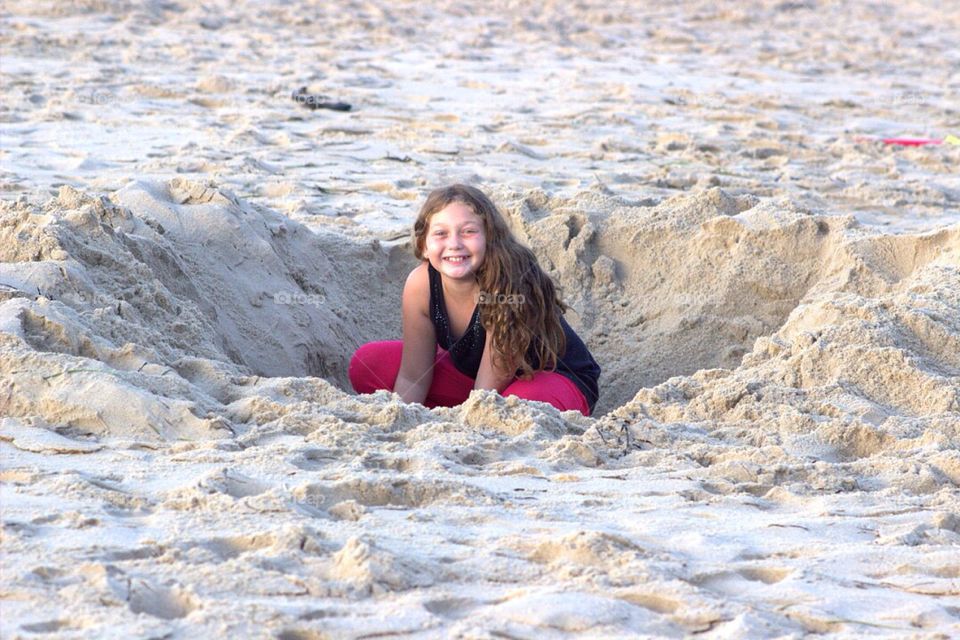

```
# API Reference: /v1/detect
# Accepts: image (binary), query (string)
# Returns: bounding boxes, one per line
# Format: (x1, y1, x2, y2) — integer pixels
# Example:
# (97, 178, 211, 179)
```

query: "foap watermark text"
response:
(274, 291, 326, 307)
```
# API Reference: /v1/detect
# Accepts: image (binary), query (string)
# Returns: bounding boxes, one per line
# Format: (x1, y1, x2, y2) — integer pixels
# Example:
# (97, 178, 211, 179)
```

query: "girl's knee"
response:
(348, 349, 368, 392)
(349, 341, 402, 393)
(503, 373, 589, 416)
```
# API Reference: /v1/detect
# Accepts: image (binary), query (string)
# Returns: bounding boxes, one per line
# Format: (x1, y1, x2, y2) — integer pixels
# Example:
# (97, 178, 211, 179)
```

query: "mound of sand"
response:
(493, 186, 959, 415)
(1, 180, 411, 439)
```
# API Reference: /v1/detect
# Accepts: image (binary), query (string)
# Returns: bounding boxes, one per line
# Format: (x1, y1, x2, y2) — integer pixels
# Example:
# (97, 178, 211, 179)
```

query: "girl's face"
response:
(424, 201, 486, 284)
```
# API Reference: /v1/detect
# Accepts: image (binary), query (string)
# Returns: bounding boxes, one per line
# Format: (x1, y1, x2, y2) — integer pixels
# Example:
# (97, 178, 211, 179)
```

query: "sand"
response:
(1, 1, 959, 638)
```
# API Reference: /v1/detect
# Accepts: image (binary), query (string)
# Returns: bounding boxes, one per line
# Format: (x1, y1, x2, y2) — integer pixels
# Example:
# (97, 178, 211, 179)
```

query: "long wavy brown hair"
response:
(413, 184, 567, 378)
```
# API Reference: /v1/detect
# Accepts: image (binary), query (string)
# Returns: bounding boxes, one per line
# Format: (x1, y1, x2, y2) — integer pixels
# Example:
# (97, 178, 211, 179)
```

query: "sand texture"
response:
(2, 1, 959, 638)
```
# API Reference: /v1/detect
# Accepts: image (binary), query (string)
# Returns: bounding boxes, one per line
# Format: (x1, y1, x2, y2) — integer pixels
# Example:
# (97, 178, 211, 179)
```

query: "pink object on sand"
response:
(881, 137, 943, 146)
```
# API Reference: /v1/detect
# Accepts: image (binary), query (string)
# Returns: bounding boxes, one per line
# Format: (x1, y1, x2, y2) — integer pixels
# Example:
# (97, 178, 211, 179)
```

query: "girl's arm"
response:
(395, 264, 437, 405)
(474, 332, 516, 393)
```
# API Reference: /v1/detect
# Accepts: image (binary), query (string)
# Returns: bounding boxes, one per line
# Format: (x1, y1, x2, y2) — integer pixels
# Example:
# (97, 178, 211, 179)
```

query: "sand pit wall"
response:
(495, 187, 959, 413)
(1, 179, 957, 439)
(0, 180, 409, 438)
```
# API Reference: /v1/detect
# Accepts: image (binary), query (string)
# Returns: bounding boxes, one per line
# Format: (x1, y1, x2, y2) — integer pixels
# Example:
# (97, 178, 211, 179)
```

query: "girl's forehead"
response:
(429, 202, 482, 226)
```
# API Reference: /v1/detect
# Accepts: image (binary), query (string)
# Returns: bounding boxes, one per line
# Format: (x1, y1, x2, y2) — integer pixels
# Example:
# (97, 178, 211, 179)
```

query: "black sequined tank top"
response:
(427, 262, 601, 412)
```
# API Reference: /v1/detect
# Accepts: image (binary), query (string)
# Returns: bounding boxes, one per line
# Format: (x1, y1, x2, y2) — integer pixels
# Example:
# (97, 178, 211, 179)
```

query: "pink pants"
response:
(348, 340, 590, 416)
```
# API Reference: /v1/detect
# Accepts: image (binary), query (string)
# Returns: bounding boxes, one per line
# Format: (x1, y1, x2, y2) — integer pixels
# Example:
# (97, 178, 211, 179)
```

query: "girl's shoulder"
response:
(402, 261, 431, 313)
(405, 261, 430, 288)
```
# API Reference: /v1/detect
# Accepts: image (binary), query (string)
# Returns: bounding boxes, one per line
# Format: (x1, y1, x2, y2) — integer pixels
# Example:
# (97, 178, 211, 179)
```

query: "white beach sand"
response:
(1, 1, 959, 638)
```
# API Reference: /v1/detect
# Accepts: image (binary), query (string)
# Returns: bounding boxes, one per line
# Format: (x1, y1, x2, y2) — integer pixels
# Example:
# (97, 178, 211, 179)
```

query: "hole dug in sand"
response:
(1, 179, 958, 443)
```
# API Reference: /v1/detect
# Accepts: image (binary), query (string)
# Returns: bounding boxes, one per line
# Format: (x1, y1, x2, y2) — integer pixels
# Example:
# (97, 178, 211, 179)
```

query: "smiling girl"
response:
(349, 184, 600, 416)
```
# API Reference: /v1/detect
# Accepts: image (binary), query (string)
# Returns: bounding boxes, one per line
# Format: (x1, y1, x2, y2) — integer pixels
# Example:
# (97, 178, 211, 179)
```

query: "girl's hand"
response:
(474, 331, 515, 393)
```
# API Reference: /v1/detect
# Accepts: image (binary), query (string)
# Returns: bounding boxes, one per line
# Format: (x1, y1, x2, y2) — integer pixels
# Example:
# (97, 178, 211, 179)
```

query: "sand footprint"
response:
(692, 565, 793, 596)
(486, 590, 670, 634)
(128, 579, 199, 620)
(159, 468, 274, 512)
(330, 536, 436, 595)
(199, 533, 280, 560)
(20, 619, 74, 634)
(289, 447, 340, 471)
(276, 630, 327, 640)
(422, 596, 487, 620)
(529, 530, 649, 568)
(293, 476, 492, 515)
(615, 591, 682, 614)
(739, 566, 794, 584)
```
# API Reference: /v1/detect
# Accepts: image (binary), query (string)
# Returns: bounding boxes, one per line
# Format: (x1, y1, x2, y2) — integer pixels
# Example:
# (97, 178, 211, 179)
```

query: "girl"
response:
(349, 184, 601, 416)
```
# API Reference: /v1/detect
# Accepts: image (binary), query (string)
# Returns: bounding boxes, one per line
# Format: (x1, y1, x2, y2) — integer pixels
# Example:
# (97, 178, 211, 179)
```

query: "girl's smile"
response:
(425, 202, 486, 283)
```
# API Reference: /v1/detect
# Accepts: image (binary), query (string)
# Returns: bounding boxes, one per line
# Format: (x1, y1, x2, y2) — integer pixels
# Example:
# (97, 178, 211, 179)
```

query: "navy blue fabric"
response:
(427, 262, 601, 412)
